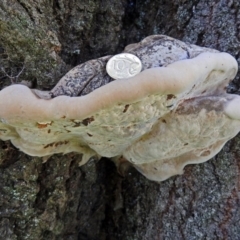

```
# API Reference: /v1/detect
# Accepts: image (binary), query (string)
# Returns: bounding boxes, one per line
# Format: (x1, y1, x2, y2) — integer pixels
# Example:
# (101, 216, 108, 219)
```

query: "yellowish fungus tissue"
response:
(0, 35, 239, 181)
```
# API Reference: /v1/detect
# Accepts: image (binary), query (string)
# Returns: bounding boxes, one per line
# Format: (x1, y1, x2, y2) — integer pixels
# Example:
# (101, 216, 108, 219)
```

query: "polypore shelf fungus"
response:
(0, 35, 239, 181)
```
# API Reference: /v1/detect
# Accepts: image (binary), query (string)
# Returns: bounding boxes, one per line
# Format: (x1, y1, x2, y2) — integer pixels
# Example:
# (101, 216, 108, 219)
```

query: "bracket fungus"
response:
(0, 35, 239, 181)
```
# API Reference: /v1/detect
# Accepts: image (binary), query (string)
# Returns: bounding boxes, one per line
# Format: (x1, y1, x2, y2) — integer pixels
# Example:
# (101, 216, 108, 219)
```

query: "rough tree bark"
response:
(0, 0, 240, 239)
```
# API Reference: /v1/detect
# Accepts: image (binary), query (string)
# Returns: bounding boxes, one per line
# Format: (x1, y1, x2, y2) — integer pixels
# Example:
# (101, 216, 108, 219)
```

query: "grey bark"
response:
(0, 0, 240, 239)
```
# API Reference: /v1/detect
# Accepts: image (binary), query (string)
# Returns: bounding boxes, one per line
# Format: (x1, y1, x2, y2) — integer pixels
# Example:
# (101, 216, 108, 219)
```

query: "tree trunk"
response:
(0, 0, 240, 239)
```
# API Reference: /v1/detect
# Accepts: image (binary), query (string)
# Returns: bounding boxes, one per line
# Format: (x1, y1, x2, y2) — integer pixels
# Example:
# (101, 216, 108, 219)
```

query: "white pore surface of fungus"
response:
(0, 36, 239, 182)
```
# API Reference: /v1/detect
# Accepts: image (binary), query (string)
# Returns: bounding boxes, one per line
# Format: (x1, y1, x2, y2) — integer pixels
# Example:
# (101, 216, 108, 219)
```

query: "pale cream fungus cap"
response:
(0, 35, 239, 182)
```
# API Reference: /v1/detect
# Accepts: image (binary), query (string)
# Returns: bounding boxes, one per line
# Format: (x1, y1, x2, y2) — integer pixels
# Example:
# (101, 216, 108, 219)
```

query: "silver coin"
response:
(106, 53, 142, 79)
